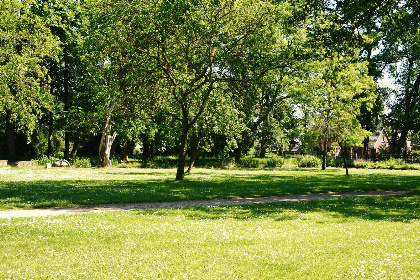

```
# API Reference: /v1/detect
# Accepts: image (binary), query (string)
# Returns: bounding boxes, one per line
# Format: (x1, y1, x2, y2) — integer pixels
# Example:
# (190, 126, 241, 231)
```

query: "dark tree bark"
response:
(120, 140, 129, 162)
(187, 130, 205, 173)
(64, 132, 70, 160)
(176, 121, 189, 181)
(259, 142, 267, 158)
(343, 142, 349, 176)
(47, 117, 54, 156)
(322, 138, 327, 170)
(5, 110, 16, 160)
(70, 129, 81, 157)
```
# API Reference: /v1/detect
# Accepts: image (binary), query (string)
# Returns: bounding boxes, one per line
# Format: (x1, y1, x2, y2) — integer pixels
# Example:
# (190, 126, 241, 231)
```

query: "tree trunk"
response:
(343, 143, 349, 176)
(120, 140, 129, 162)
(176, 121, 189, 181)
(322, 138, 327, 170)
(396, 128, 409, 157)
(235, 132, 246, 163)
(363, 136, 369, 159)
(235, 142, 243, 163)
(64, 132, 70, 160)
(70, 130, 81, 157)
(5, 110, 16, 160)
(259, 142, 266, 158)
(47, 117, 53, 156)
(99, 118, 117, 168)
(187, 134, 205, 173)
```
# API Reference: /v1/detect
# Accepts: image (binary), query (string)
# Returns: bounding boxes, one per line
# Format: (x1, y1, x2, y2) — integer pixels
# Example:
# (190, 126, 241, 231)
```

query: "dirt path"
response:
(0, 190, 412, 219)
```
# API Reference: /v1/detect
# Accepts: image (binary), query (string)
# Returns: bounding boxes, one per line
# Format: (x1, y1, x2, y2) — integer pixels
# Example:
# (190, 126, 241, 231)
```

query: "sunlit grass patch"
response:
(0, 194, 419, 279)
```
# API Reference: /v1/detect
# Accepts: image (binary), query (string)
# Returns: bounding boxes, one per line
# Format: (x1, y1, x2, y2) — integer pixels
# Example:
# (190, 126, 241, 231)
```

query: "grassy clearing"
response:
(0, 194, 418, 279)
(0, 167, 419, 209)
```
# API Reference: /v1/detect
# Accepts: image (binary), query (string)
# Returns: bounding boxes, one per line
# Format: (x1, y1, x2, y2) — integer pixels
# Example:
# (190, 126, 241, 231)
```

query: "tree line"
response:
(1, 0, 419, 180)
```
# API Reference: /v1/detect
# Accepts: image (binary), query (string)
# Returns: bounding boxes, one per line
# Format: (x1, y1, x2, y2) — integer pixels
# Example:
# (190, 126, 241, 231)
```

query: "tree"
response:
(81, 0, 159, 167)
(30, 0, 93, 159)
(222, 1, 309, 163)
(301, 54, 376, 170)
(0, 0, 61, 159)
(99, 0, 294, 180)
(382, 3, 420, 155)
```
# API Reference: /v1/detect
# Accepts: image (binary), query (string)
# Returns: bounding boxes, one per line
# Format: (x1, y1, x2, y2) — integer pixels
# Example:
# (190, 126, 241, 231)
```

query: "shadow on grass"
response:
(1, 171, 419, 209)
(146, 191, 420, 222)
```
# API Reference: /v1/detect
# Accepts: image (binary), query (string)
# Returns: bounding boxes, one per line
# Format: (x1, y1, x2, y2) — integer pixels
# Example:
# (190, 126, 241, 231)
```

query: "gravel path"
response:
(0, 190, 412, 219)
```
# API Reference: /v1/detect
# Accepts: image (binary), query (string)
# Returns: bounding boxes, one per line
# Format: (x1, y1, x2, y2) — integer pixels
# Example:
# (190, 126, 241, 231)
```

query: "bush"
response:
(327, 157, 354, 168)
(33, 155, 60, 166)
(71, 157, 92, 168)
(298, 155, 321, 168)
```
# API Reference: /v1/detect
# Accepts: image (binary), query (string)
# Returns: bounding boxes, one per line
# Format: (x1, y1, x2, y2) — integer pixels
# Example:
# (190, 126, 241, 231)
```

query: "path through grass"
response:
(0, 168, 419, 209)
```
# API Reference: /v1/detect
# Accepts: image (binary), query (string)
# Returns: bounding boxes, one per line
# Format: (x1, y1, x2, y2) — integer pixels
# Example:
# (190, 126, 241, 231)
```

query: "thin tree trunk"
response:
(70, 130, 80, 157)
(343, 142, 349, 176)
(322, 138, 327, 170)
(187, 133, 205, 173)
(235, 132, 246, 163)
(363, 136, 369, 159)
(64, 132, 70, 160)
(176, 121, 189, 181)
(5, 110, 16, 160)
(47, 117, 53, 156)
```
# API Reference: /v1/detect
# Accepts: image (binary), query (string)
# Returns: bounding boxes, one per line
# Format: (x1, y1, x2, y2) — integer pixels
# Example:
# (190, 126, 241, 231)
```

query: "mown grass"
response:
(0, 194, 418, 279)
(0, 167, 419, 209)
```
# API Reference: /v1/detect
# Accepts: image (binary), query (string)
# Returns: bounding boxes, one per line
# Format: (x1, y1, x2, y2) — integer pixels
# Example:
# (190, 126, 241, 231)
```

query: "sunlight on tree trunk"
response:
(99, 117, 117, 168)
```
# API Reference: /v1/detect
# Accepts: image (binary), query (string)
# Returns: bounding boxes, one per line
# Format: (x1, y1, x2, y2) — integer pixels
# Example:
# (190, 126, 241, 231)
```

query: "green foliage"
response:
(327, 157, 355, 168)
(298, 155, 322, 168)
(33, 155, 59, 166)
(0, 0, 61, 134)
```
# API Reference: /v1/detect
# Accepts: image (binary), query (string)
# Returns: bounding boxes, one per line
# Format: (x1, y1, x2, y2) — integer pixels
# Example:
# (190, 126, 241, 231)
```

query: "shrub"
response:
(34, 155, 59, 166)
(327, 157, 354, 168)
(71, 157, 92, 168)
(298, 155, 321, 168)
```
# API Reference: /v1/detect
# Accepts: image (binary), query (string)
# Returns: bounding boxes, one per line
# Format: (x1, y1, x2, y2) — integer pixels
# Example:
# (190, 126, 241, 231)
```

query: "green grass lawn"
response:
(0, 167, 419, 279)
(0, 167, 419, 209)
(0, 194, 419, 279)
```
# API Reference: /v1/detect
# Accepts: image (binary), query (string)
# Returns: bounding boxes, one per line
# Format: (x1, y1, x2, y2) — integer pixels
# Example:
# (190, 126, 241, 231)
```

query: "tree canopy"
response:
(1, 0, 417, 179)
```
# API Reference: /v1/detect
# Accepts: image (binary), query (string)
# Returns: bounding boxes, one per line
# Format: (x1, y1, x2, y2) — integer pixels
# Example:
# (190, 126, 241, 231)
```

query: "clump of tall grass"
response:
(354, 158, 418, 170)
(238, 157, 284, 168)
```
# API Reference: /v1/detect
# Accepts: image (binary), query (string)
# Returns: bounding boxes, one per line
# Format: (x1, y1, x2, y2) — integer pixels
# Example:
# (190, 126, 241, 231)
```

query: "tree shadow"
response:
(0, 171, 419, 209)
(146, 191, 420, 222)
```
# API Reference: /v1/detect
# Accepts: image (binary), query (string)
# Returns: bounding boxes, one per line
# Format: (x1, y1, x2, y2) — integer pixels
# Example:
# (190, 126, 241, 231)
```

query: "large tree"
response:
(96, 0, 295, 180)
(0, 0, 61, 159)
(382, 3, 420, 155)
